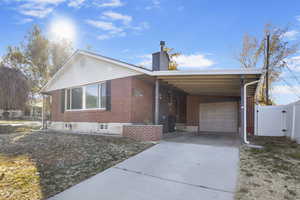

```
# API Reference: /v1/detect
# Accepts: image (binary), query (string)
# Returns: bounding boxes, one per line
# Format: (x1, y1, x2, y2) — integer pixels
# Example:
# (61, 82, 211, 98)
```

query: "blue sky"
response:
(1, 0, 300, 104)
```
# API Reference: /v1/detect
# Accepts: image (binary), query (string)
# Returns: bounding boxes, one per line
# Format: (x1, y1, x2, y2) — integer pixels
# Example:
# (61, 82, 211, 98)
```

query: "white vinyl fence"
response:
(255, 100, 300, 144)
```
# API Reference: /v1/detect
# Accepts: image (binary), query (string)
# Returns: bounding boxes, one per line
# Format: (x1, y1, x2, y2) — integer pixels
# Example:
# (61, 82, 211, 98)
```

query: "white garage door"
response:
(199, 101, 238, 133)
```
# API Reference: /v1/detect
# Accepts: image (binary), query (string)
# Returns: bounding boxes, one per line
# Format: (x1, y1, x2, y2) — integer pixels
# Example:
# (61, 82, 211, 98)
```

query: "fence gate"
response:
(255, 105, 287, 136)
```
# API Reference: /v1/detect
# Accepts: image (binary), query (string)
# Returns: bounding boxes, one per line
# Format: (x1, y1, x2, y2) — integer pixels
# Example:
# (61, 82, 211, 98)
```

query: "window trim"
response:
(64, 82, 107, 111)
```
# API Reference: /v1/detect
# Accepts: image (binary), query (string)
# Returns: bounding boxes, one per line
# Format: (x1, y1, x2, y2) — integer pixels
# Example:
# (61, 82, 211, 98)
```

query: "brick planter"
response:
(123, 125, 163, 141)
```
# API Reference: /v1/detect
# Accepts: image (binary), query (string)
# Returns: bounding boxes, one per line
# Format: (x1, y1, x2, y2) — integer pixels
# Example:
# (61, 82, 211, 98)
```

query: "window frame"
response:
(64, 82, 107, 111)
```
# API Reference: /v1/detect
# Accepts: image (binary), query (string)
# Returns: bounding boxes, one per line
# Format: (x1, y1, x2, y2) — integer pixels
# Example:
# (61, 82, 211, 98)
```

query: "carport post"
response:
(155, 79, 160, 125)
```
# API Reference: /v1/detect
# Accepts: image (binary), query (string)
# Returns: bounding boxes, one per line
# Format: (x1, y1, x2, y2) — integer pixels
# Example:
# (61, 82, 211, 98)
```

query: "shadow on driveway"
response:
(163, 132, 241, 147)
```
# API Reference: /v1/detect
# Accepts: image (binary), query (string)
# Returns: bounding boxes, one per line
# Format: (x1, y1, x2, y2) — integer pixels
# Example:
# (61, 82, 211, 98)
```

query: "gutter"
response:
(243, 80, 260, 144)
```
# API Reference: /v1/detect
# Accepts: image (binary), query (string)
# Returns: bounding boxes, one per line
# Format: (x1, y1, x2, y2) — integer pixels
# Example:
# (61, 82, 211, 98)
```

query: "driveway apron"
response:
(49, 134, 239, 200)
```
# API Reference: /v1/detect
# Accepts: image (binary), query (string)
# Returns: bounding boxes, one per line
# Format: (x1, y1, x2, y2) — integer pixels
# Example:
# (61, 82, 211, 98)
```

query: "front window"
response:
(86, 84, 98, 108)
(65, 82, 106, 110)
(71, 87, 83, 109)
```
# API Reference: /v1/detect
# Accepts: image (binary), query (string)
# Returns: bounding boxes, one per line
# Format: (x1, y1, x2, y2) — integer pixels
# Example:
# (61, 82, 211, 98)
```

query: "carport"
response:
(152, 69, 262, 138)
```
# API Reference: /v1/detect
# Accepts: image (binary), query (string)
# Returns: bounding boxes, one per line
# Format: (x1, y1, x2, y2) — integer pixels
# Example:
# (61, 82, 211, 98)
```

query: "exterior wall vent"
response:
(98, 123, 108, 130)
(64, 123, 72, 130)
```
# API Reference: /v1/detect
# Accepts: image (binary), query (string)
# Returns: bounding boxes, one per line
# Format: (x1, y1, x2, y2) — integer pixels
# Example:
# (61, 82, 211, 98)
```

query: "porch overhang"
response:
(155, 69, 262, 97)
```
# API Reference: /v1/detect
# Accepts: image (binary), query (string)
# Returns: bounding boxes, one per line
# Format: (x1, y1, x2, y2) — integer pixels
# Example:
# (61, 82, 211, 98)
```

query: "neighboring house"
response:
(0, 109, 23, 119)
(0, 101, 43, 120)
(23, 99, 43, 120)
(41, 41, 262, 140)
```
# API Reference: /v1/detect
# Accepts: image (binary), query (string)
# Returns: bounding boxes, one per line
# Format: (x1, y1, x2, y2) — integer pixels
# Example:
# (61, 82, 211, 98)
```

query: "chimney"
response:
(160, 41, 165, 52)
(152, 41, 170, 71)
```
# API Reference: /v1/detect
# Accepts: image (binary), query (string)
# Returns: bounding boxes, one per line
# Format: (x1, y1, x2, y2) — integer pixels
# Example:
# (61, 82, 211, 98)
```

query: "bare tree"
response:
(236, 24, 299, 104)
(0, 65, 30, 119)
(237, 33, 263, 68)
(1, 25, 73, 95)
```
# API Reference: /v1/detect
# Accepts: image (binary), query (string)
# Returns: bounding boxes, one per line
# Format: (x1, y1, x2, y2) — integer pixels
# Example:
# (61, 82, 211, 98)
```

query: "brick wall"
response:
(131, 77, 154, 123)
(51, 90, 64, 121)
(123, 125, 163, 141)
(50, 76, 156, 124)
(50, 77, 133, 123)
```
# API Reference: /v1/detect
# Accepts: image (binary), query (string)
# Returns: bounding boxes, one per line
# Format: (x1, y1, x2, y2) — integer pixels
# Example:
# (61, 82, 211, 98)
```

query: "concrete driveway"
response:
(49, 133, 240, 200)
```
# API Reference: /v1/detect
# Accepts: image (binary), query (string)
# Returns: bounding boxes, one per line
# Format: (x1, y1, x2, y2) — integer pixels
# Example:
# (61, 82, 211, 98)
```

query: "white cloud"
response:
(86, 20, 123, 33)
(285, 55, 300, 71)
(12, 0, 66, 18)
(174, 53, 214, 68)
(95, 0, 123, 7)
(68, 0, 85, 8)
(272, 85, 300, 95)
(97, 32, 126, 40)
(7, 0, 87, 19)
(87, 10, 149, 40)
(283, 30, 299, 40)
(97, 34, 112, 40)
(137, 54, 152, 67)
(137, 53, 215, 69)
(25, 0, 66, 4)
(271, 84, 300, 104)
(86, 19, 128, 40)
(102, 11, 132, 25)
(145, 0, 160, 10)
(20, 7, 54, 18)
(131, 22, 150, 31)
(17, 18, 33, 24)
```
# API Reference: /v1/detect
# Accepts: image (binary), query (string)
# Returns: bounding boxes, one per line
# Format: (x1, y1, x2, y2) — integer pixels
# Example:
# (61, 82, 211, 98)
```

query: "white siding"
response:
(44, 54, 142, 92)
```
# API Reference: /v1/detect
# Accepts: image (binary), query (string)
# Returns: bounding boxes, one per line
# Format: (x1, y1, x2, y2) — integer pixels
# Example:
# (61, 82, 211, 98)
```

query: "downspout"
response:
(243, 80, 259, 144)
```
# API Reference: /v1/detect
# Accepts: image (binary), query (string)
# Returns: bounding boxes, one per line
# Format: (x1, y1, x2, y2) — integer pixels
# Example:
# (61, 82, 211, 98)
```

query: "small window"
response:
(133, 88, 143, 97)
(86, 84, 99, 108)
(71, 87, 83, 109)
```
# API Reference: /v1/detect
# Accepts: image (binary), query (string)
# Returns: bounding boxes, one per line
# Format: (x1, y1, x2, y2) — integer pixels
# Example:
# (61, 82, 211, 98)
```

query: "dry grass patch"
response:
(0, 120, 41, 134)
(0, 131, 153, 200)
(0, 155, 43, 200)
(236, 137, 300, 200)
(0, 120, 36, 124)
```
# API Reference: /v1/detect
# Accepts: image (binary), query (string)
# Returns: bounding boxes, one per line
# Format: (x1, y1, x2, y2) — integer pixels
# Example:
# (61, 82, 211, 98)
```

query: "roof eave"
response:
(152, 69, 263, 76)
